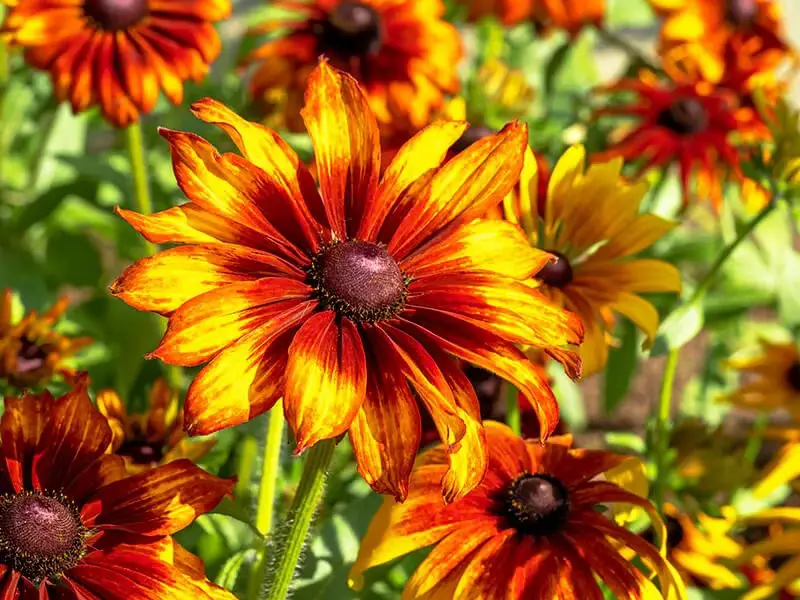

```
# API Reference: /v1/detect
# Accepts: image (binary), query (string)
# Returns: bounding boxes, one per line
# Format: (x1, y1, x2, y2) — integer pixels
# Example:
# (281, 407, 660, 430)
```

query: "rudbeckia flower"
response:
(350, 422, 686, 599)
(0, 376, 235, 598)
(110, 60, 583, 502)
(647, 0, 792, 84)
(503, 145, 680, 376)
(736, 510, 800, 600)
(462, 0, 604, 35)
(243, 0, 461, 136)
(98, 378, 214, 473)
(1, 0, 231, 127)
(0, 290, 91, 389)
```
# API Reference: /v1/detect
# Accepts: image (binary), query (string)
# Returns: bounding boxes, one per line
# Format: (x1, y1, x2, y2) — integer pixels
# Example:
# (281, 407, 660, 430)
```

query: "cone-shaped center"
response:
(450, 126, 495, 155)
(726, 0, 758, 26)
(506, 474, 570, 535)
(786, 362, 800, 392)
(536, 250, 574, 288)
(323, 1, 383, 57)
(118, 439, 165, 466)
(84, 0, 148, 30)
(313, 241, 406, 323)
(16, 337, 48, 375)
(657, 97, 709, 135)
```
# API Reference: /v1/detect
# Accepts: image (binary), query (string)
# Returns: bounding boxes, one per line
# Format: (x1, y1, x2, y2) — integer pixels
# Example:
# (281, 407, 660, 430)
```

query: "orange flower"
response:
(350, 422, 685, 599)
(0, 290, 91, 389)
(462, 0, 604, 35)
(110, 60, 584, 502)
(648, 0, 792, 84)
(0, 376, 234, 598)
(594, 69, 750, 209)
(243, 0, 461, 135)
(98, 378, 214, 473)
(2, 0, 231, 127)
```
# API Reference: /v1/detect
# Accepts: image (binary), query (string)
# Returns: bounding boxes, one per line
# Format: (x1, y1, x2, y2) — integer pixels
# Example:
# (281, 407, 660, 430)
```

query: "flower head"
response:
(462, 0, 604, 35)
(504, 145, 680, 376)
(0, 290, 91, 389)
(243, 0, 461, 136)
(350, 422, 685, 599)
(736, 509, 800, 600)
(110, 60, 583, 502)
(0, 375, 234, 598)
(2, 0, 231, 127)
(98, 378, 214, 473)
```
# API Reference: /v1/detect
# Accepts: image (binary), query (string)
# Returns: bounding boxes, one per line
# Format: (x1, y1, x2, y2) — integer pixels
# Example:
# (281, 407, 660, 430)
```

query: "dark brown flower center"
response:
(309, 240, 407, 323)
(657, 97, 709, 135)
(536, 250, 574, 288)
(642, 515, 685, 550)
(321, 1, 383, 57)
(83, 0, 148, 30)
(117, 439, 165, 466)
(726, 0, 758, 26)
(786, 362, 800, 392)
(505, 473, 570, 535)
(0, 492, 87, 583)
(15, 337, 49, 375)
(450, 126, 495, 155)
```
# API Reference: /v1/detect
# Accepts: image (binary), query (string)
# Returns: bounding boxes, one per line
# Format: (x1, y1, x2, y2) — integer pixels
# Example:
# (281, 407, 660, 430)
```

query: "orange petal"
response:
(483, 421, 531, 481)
(2, 390, 56, 493)
(453, 530, 518, 600)
(84, 459, 233, 534)
(300, 60, 380, 239)
(285, 311, 367, 452)
(96, 390, 128, 450)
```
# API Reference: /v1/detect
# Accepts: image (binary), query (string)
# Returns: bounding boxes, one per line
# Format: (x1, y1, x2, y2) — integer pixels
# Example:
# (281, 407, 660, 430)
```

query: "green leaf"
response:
(543, 39, 572, 97)
(650, 301, 704, 357)
(777, 251, 800, 327)
(32, 104, 87, 192)
(216, 549, 254, 590)
(14, 180, 98, 233)
(603, 319, 639, 414)
(44, 230, 103, 287)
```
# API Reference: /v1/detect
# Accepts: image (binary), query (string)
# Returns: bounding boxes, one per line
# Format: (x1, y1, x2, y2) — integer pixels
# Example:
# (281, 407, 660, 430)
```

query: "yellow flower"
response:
(736, 509, 800, 600)
(503, 145, 681, 376)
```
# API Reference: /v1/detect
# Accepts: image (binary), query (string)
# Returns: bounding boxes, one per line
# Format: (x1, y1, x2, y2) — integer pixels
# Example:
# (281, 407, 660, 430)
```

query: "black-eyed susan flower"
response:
(1, 0, 231, 127)
(98, 378, 214, 473)
(462, 0, 604, 35)
(110, 60, 583, 502)
(736, 509, 800, 600)
(503, 145, 680, 376)
(647, 0, 792, 84)
(350, 421, 686, 599)
(0, 290, 91, 389)
(0, 375, 234, 598)
(243, 0, 461, 136)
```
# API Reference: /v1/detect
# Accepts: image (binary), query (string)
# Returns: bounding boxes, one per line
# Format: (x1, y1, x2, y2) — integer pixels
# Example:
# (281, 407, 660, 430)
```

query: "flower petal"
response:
(453, 530, 517, 599)
(285, 311, 367, 452)
(2, 390, 55, 493)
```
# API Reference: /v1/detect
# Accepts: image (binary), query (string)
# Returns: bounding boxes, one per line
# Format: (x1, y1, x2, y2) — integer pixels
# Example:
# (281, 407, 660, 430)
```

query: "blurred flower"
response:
(243, 0, 460, 136)
(111, 60, 583, 502)
(463, 0, 604, 35)
(504, 145, 680, 376)
(0, 290, 91, 389)
(736, 509, 800, 600)
(0, 375, 234, 598)
(350, 422, 685, 599)
(648, 0, 792, 84)
(1, 0, 231, 128)
(595, 68, 754, 208)
(97, 378, 214, 473)
(754, 92, 800, 194)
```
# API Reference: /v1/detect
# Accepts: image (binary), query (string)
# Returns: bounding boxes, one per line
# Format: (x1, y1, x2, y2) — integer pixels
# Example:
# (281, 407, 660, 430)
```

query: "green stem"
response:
(744, 413, 769, 467)
(264, 439, 336, 600)
(595, 26, 662, 74)
(125, 121, 156, 256)
(247, 405, 286, 599)
(652, 201, 777, 509)
(505, 383, 521, 436)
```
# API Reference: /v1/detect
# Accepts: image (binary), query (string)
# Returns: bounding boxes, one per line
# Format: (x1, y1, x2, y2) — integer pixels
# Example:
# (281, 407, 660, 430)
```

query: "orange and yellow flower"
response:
(462, 0, 604, 35)
(2, 0, 231, 127)
(0, 376, 234, 598)
(243, 0, 461, 136)
(97, 378, 214, 473)
(504, 145, 680, 376)
(350, 422, 685, 599)
(0, 290, 91, 389)
(110, 60, 583, 502)
(736, 509, 800, 600)
(648, 0, 792, 84)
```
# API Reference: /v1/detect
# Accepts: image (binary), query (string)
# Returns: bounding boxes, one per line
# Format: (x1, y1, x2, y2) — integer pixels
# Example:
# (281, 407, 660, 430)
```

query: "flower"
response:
(647, 0, 792, 84)
(504, 144, 680, 376)
(1, 0, 231, 127)
(736, 509, 800, 600)
(0, 375, 235, 598)
(350, 421, 685, 599)
(594, 68, 753, 208)
(110, 60, 583, 502)
(98, 378, 214, 473)
(0, 290, 91, 389)
(462, 0, 604, 35)
(243, 0, 461, 136)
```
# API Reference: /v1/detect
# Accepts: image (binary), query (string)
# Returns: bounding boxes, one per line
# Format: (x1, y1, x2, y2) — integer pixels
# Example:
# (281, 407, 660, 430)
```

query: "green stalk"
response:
(505, 383, 521, 436)
(125, 121, 156, 256)
(594, 26, 662, 74)
(264, 439, 336, 600)
(652, 201, 776, 509)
